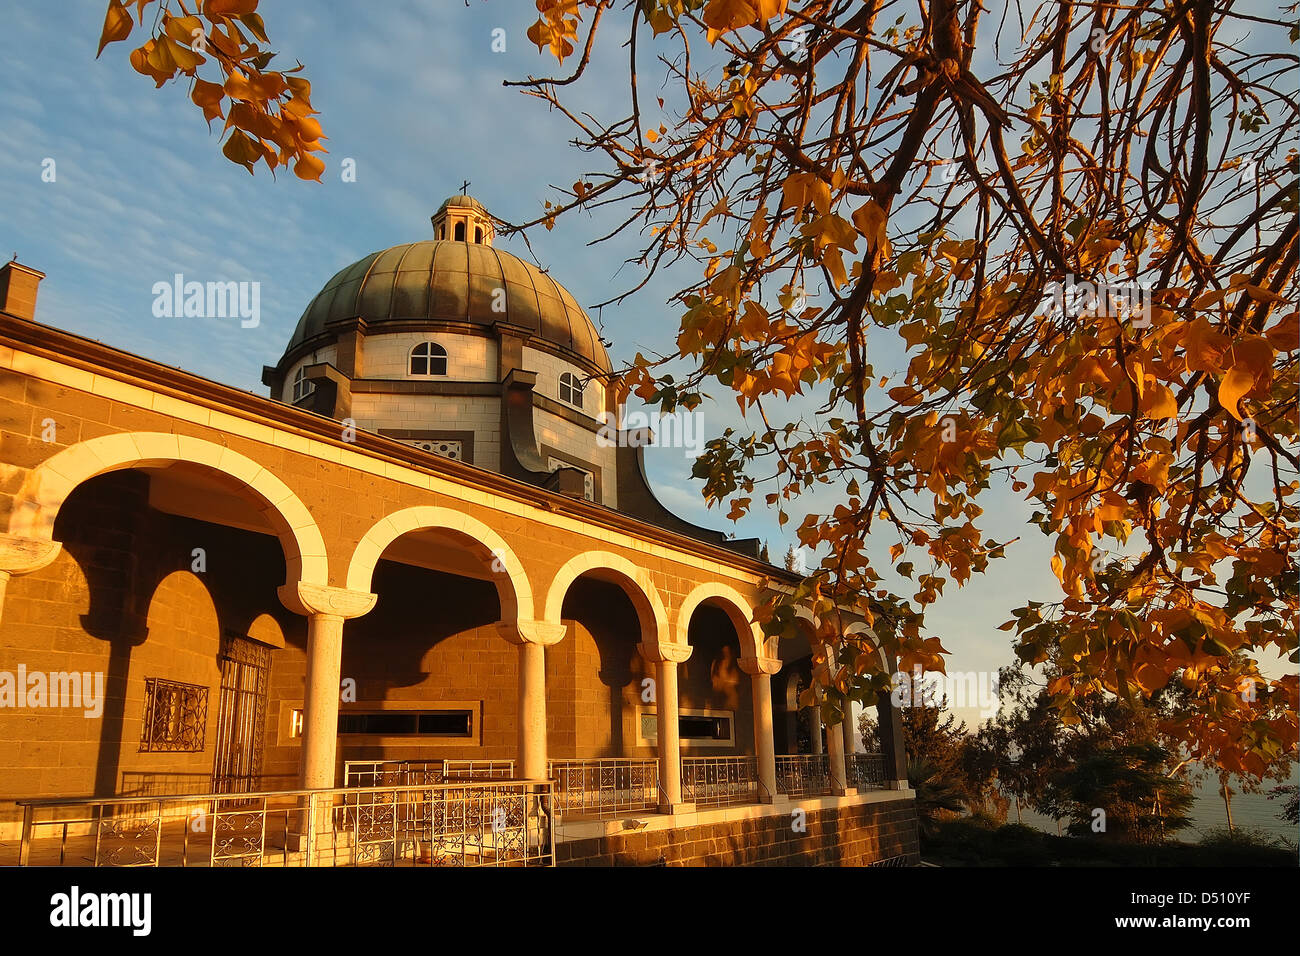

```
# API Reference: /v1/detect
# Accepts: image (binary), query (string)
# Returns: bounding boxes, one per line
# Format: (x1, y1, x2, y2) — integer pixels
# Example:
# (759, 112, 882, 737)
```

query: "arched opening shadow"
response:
(556, 576, 644, 758)
(39, 471, 299, 798)
(341, 558, 505, 761)
(681, 603, 753, 754)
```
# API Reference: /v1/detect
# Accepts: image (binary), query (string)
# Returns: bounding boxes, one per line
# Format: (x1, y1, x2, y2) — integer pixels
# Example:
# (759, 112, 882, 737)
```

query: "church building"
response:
(0, 193, 918, 866)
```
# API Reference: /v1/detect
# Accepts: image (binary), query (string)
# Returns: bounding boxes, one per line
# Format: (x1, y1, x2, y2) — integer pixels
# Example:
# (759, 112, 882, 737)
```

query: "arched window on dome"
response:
(291, 366, 314, 403)
(410, 342, 448, 376)
(559, 372, 584, 409)
(474, 227, 483, 244)
(454, 222, 466, 242)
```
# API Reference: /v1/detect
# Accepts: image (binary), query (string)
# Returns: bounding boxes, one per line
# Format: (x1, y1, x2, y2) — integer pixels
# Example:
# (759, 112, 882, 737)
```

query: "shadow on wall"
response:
(560, 576, 644, 758)
(36, 470, 299, 798)
(345, 559, 503, 694)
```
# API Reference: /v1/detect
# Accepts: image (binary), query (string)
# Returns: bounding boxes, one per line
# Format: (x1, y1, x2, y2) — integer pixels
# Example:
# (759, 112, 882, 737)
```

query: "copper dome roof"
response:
(283, 239, 611, 374)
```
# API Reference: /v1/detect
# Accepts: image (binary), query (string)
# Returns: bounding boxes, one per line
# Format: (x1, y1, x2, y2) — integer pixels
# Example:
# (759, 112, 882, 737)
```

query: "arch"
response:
(558, 371, 584, 409)
(409, 341, 447, 376)
(345, 506, 534, 623)
(543, 550, 668, 645)
(8, 432, 328, 589)
(676, 581, 768, 659)
(845, 621, 890, 671)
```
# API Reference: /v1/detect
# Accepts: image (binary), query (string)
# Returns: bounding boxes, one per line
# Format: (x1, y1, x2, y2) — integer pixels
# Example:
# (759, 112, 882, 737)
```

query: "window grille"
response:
(139, 679, 208, 753)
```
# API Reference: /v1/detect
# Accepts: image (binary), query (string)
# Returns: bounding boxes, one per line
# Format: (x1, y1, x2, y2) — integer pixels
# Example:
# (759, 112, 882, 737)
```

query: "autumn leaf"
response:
(97, 0, 133, 57)
(851, 200, 888, 252)
(1218, 364, 1255, 420)
(293, 151, 325, 182)
(1141, 382, 1178, 419)
(191, 77, 225, 123)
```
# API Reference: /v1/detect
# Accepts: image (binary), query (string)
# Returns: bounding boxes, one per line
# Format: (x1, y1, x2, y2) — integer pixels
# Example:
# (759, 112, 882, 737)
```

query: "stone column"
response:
(639, 639, 692, 813)
(877, 653, 911, 789)
(0, 533, 63, 624)
(278, 583, 377, 790)
(739, 655, 780, 803)
(807, 702, 823, 755)
(826, 703, 847, 796)
(498, 619, 566, 780)
(810, 636, 845, 794)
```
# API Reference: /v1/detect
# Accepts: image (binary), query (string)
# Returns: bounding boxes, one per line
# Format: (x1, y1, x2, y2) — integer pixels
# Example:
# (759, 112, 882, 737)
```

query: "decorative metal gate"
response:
(212, 638, 271, 794)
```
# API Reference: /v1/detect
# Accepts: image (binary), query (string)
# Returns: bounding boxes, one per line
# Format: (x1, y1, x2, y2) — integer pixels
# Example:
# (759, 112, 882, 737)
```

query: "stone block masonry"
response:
(556, 794, 920, 867)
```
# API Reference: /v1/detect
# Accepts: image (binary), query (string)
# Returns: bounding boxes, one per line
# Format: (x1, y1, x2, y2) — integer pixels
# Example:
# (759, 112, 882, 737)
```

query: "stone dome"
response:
(282, 196, 612, 375)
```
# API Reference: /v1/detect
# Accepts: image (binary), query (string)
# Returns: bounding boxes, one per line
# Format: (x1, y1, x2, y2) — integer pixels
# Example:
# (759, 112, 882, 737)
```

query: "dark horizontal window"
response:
(678, 715, 731, 740)
(338, 710, 473, 737)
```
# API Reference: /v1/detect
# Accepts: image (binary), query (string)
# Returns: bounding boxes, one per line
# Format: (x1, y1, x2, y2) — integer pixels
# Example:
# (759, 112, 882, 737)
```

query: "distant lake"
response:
(1007, 762, 1299, 845)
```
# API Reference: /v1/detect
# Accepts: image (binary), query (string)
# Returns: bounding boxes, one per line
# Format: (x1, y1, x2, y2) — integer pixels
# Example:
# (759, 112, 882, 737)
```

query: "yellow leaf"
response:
(1218, 364, 1255, 421)
(97, 0, 133, 58)
(780, 172, 830, 218)
(191, 78, 225, 124)
(851, 200, 888, 251)
(294, 152, 325, 182)
(1245, 284, 1288, 305)
(703, 0, 761, 35)
(1142, 383, 1178, 420)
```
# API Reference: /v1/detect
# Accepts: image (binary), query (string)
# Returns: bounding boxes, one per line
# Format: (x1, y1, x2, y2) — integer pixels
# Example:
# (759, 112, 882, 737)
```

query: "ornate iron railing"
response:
(342, 758, 515, 788)
(342, 760, 444, 788)
(548, 758, 661, 818)
(680, 755, 764, 808)
(845, 753, 888, 790)
(441, 759, 515, 781)
(774, 754, 833, 797)
(16, 780, 554, 867)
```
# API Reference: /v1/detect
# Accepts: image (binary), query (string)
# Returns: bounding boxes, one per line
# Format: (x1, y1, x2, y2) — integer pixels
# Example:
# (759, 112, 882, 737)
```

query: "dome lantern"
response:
(431, 190, 495, 246)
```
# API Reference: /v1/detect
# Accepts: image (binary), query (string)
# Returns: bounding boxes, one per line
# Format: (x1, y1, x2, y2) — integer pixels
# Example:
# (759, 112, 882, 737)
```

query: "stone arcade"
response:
(0, 194, 918, 867)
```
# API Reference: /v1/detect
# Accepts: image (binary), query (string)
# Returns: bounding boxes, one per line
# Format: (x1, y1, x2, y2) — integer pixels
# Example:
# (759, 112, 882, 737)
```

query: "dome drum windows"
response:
(410, 342, 448, 376)
(558, 371, 585, 409)
(290, 366, 315, 403)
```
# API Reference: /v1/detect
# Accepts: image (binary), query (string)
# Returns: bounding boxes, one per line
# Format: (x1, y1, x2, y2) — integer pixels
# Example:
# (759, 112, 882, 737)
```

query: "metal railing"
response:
(343, 760, 444, 788)
(681, 755, 765, 808)
(442, 759, 515, 781)
(775, 754, 834, 797)
(341, 759, 515, 788)
(17, 779, 554, 867)
(845, 752, 888, 790)
(548, 758, 661, 818)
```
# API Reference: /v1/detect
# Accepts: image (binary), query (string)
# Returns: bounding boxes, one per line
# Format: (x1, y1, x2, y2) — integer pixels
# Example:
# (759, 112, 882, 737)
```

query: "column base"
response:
(658, 801, 696, 815)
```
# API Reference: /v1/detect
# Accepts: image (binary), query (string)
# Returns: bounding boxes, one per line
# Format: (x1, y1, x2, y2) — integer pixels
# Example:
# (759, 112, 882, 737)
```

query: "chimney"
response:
(0, 259, 45, 321)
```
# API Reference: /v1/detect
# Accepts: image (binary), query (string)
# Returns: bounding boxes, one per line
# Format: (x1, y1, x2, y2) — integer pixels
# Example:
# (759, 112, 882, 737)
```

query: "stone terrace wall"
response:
(558, 796, 920, 867)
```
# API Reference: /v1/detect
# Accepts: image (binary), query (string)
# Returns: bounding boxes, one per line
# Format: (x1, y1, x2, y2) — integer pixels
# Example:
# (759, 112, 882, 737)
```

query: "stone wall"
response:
(557, 795, 920, 867)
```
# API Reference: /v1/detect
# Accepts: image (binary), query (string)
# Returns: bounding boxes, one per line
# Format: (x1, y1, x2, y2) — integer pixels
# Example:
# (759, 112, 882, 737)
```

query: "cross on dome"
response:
(431, 191, 494, 246)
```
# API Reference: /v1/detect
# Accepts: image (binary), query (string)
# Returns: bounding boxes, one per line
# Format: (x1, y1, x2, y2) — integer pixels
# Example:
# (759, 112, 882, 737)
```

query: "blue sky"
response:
(3, 1, 1287, 726)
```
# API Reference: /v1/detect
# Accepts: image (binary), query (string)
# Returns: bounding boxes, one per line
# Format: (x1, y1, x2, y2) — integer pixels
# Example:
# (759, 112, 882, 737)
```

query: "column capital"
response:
(639, 640, 692, 664)
(497, 619, 567, 645)
(739, 655, 781, 676)
(0, 533, 62, 576)
(278, 582, 377, 619)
